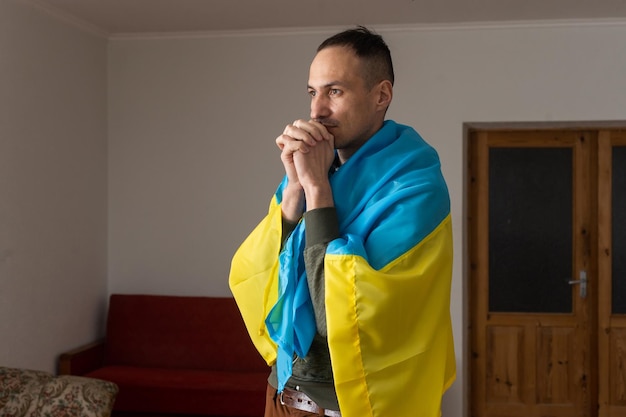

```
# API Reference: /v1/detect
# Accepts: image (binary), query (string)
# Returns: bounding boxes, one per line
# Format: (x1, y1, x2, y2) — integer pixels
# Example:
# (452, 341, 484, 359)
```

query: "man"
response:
(229, 26, 455, 417)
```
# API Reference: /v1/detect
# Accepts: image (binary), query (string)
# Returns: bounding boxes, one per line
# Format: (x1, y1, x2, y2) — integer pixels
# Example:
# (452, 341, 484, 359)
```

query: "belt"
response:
(280, 387, 341, 417)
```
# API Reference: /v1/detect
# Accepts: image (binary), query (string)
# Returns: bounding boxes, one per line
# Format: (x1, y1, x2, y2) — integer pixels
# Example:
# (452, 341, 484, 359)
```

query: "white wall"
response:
(108, 22, 626, 415)
(108, 33, 319, 296)
(0, 0, 108, 373)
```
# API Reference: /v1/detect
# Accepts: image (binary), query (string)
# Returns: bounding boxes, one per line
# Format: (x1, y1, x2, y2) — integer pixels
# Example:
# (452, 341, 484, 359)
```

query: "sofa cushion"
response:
(86, 366, 267, 417)
(105, 295, 267, 372)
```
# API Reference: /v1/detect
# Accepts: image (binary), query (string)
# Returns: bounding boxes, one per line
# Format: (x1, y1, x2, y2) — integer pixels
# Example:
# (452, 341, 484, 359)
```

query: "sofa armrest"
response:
(58, 339, 106, 376)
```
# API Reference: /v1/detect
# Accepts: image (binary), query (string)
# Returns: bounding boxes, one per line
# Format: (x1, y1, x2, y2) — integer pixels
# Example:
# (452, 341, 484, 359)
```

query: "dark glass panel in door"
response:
(489, 147, 573, 313)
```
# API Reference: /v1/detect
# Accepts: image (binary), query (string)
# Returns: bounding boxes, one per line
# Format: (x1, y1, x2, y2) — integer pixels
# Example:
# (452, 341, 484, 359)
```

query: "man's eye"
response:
(329, 89, 340, 96)
(308, 90, 316, 97)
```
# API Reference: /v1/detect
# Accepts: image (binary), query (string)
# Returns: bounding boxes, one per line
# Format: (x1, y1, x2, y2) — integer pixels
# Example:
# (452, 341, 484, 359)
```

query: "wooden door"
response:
(598, 130, 626, 417)
(469, 129, 596, 417)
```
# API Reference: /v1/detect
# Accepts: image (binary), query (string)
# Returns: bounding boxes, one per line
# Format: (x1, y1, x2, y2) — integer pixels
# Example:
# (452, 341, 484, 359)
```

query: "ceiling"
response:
(29, 0, 626, 36)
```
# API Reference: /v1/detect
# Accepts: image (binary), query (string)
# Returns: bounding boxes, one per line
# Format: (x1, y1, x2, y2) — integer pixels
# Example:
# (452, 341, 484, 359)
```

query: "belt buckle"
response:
(279, 391, 286, 406)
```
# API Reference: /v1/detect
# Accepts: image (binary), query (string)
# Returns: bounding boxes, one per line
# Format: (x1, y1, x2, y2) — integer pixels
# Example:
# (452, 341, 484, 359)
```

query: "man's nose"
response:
(310, 95, 330, 119)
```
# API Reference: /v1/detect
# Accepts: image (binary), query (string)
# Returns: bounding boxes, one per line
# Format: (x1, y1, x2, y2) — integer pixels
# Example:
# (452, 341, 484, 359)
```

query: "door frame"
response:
(464, 121, 626, 417)
(467, 127, 597, 417)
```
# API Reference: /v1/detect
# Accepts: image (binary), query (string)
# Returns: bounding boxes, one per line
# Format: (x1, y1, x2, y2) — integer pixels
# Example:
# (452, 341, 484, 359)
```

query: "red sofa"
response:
(58, 294, 268, 417)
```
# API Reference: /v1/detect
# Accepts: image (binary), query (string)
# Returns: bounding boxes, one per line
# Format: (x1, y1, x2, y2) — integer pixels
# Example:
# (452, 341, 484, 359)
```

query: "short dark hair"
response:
(317, 25, 394, 88)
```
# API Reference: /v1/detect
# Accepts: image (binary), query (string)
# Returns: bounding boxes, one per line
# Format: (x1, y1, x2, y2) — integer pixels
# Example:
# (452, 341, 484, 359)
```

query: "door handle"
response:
(568, 270, 587, 298)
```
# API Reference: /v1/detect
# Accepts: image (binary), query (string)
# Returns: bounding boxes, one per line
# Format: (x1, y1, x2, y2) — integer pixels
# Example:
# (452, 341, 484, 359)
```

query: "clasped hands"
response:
(276, 119, 335, 220)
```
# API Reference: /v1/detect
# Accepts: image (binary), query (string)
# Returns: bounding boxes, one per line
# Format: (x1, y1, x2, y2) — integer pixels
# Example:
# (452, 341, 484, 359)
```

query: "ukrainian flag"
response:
(230, 120, 455, 417)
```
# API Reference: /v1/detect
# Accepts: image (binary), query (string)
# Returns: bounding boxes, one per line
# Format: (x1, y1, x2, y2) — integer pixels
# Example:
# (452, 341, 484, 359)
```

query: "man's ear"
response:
(375, 80, 393, 110)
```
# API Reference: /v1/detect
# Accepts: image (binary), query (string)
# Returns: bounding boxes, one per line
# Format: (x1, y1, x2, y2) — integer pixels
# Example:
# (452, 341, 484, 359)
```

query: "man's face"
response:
(308, 46, 384, 159)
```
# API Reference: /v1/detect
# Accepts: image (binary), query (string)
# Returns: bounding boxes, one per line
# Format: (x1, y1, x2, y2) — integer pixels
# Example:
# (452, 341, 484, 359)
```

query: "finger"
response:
(276, 134, 286, 150)
(276, 134, 310, 153)
(282, 124, 317, 146)
(307, 120, 333, 141)
(287, 120, 330, 143)
(295, 119, 333, 141)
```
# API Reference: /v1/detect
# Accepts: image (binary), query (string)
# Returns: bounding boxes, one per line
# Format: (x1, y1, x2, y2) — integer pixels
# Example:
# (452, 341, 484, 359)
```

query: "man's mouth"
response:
(315, 119, 338, 128)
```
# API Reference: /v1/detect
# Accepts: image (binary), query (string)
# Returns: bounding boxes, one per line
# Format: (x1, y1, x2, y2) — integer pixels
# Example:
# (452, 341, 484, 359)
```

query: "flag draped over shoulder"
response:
(229, 120, 455, 417)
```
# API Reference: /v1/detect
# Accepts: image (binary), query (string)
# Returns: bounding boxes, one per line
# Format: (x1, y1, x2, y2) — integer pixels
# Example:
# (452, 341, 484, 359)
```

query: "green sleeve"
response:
(281, 218, 298, 249)
(303, 207, 340, 337)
